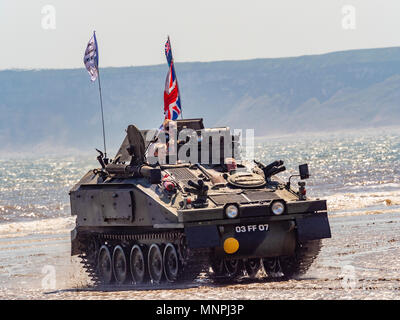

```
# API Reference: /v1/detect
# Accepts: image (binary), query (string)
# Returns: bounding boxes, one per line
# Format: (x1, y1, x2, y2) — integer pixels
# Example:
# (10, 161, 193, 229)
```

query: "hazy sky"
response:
(1, 0, 399, 70)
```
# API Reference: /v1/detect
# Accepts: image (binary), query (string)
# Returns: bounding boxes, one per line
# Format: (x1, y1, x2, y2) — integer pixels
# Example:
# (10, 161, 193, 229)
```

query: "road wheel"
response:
(98, 245, 113, 284)
(244, 258, 261, 278)
(148, 244, 163, 284)
(262, 257, 284, 278)
(210, 258, 225, 277)
(112, 245, 129, 285)
(163, 243, 179, 282)
(130, 245, 147, 284)
(224, 259, 243, 278)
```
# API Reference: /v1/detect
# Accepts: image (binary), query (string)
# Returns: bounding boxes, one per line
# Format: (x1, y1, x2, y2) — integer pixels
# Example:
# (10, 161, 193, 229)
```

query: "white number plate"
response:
(235, 224, 269, 233)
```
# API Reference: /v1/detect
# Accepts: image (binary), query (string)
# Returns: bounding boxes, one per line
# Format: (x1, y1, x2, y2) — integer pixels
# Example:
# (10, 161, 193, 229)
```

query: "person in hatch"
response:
(147, 119, 177, 165)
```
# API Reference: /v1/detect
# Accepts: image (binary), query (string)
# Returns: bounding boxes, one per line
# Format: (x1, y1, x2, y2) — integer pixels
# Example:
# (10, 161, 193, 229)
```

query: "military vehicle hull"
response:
(70, 130, 331, 286)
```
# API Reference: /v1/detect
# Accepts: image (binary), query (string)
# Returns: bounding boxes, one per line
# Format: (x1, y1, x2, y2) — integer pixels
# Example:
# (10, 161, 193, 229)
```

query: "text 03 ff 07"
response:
(235, 224, 269, 233)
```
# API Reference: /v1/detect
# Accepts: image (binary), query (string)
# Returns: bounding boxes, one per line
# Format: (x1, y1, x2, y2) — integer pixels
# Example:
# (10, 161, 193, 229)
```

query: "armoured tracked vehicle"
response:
(70, 118, 331, 285)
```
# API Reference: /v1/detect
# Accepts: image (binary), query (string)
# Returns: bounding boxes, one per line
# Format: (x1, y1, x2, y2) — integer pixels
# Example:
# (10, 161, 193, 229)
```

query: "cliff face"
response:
(1, 46, 400, 150)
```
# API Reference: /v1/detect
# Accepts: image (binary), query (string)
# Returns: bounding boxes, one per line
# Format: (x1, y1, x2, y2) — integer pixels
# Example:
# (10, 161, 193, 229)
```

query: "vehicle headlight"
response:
(271, 201, 285, 215)
(225, 204, 239, 219)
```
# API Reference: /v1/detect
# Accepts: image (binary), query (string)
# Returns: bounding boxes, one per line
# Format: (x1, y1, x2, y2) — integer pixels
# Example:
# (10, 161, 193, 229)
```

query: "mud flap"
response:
(185, 225, 220, 249)
(296, 212, 331, 242)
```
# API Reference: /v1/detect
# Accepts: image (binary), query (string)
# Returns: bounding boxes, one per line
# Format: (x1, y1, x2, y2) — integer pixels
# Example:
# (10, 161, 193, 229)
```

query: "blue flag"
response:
(83, 31, 99, 82)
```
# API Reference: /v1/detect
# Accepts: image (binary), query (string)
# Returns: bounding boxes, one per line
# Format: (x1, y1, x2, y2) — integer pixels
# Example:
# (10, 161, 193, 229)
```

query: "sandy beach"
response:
(1, 210, 399, 300)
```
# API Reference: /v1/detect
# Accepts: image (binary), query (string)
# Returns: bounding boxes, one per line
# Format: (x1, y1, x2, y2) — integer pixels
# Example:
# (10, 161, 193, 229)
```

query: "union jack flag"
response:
(165, 38, 173, 66)
(164, 37, 181, 120)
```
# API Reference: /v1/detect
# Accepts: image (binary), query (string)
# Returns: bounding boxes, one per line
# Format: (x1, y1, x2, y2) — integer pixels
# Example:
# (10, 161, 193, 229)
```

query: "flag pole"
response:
(93, 31, 107, 159)
(97, 69, 107, 158)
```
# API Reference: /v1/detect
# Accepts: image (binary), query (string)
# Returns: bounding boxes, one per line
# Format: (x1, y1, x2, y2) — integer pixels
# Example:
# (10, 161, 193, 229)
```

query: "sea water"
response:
(0, 127, 399, 226)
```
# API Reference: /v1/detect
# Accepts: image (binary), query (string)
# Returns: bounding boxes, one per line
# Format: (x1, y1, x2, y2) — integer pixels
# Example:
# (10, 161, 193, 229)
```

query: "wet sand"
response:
(1, 211, 400, 300)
